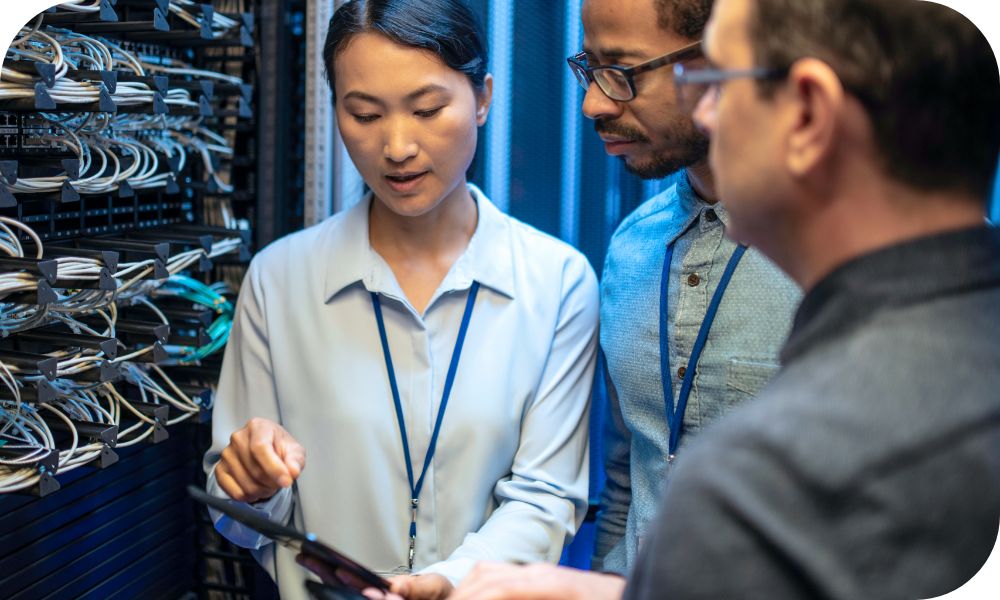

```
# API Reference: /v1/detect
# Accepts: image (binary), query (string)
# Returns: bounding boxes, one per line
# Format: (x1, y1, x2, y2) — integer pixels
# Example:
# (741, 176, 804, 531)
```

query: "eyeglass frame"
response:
(672, 62, 789, 112)
(567, 40, 704, 102)
(674, 61, 880, 115)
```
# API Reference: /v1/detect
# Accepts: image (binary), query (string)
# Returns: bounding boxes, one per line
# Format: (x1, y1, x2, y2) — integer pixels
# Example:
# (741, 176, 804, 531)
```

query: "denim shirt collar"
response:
(322, 183, 516, 306)
(666, 172, 730, 245)
(781, 224, 1000, 364)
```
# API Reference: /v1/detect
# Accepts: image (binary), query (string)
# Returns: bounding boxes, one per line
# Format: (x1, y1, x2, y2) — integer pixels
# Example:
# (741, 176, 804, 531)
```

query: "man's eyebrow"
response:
(581, 46, 645, 63)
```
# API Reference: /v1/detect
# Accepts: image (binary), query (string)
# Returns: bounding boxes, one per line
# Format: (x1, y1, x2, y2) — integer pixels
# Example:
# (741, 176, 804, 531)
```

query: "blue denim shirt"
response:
(595, 174, 801, 573)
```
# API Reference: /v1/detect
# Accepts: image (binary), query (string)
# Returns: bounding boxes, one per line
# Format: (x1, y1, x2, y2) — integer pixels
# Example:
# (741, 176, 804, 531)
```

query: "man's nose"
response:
(582, 83, 625, 121)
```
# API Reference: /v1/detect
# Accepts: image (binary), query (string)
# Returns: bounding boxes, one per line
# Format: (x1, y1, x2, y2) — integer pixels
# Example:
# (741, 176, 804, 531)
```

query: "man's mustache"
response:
(595, 120, 650, 144)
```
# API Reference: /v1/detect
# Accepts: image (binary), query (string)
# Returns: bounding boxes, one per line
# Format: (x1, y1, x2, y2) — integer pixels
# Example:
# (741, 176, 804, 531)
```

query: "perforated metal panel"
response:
(0, 425, 201, 599)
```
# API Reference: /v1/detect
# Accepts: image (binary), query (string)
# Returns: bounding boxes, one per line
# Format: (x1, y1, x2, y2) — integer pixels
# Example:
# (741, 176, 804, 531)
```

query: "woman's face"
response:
(334, 33, 492, 218)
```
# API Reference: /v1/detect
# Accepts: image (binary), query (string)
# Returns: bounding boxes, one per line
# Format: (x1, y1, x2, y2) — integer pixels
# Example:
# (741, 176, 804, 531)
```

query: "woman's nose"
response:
(382, 120, 419, 163)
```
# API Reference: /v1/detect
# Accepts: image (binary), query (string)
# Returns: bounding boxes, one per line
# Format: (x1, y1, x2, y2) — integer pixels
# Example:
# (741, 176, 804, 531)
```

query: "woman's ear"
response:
(476, 73, 494, 126)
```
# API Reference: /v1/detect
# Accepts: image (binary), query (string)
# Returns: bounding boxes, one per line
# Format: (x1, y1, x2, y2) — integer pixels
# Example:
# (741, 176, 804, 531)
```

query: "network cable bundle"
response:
(0, 0, 257, 499)
(0, 2, 294, 597)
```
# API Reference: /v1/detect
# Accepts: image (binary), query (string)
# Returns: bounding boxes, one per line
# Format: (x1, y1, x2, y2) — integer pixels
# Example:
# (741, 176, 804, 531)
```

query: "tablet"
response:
(306, 580, 369, 600)
(187, 485, 390, 592)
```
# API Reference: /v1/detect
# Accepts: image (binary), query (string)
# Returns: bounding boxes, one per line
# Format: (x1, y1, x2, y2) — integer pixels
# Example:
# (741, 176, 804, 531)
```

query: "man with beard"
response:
(567, 0, 800, 573)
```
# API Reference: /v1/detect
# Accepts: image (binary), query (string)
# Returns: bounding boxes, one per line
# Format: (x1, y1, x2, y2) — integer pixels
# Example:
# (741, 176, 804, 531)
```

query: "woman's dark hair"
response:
(323, 0, 488, 101)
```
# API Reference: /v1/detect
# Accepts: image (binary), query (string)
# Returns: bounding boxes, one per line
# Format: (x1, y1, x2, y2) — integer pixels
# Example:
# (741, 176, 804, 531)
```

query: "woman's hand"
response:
(215, 417, 306, 503)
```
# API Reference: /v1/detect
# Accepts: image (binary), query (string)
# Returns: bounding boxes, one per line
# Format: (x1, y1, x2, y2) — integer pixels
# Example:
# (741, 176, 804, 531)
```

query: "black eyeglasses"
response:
(566, 41, 703, 102)
(673, 63, 790, 113)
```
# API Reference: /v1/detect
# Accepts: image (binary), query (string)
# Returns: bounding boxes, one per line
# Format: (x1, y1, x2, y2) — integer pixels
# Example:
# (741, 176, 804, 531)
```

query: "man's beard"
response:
(596, 119, 709, 180)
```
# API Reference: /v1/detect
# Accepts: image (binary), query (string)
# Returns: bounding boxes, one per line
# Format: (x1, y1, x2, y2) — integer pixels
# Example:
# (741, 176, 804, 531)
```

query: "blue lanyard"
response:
(660, 243, 746, 461)
(370, 281, 480, 570)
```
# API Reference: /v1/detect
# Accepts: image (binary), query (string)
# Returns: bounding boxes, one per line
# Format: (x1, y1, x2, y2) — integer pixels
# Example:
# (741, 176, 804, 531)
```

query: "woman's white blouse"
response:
(204, 185, 599, 598)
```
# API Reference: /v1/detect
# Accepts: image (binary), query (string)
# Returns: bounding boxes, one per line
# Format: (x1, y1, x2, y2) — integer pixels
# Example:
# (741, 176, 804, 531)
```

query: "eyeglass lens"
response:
(593, 70, 632, 101)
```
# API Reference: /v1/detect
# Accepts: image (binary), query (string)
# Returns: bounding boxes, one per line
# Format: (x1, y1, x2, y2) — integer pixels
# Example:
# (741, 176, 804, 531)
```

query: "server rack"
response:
(0, 1, 306, 597)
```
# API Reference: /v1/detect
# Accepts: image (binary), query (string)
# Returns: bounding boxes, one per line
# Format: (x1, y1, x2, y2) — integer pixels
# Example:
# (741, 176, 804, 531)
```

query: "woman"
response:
(203, 1, 599, 598)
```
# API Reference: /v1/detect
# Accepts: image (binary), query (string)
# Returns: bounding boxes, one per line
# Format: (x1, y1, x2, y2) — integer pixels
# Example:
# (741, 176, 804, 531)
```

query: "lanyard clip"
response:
(408, 498, 419, 570)
(668, 453, 676, 464)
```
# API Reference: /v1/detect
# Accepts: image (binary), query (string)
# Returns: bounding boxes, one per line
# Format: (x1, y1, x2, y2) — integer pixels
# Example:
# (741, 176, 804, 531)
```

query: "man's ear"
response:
(784, 58, 846, 178)
(476, 73, 494, 126)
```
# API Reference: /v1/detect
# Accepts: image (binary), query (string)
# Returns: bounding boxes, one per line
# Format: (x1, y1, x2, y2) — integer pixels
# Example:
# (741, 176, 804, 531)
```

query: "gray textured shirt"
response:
(595, 175, 800, 572)
(626, 225, 1000, 600)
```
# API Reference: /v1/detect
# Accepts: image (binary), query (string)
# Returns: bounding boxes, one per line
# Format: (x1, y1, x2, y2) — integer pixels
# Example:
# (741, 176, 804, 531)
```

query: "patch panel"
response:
(0, 1, 278, 597)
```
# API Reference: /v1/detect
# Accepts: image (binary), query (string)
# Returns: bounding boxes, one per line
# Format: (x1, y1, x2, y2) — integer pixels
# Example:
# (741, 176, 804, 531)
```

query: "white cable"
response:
(2, 27, 67, 85)
(0, 217, 44, 258)
(141, 61, 244, 86)
(57, 0, 102, 13)
(11, 15, 44, 48)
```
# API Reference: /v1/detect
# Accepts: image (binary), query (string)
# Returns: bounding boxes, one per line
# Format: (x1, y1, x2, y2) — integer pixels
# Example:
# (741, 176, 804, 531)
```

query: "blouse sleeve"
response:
(203, 258, 294, 553)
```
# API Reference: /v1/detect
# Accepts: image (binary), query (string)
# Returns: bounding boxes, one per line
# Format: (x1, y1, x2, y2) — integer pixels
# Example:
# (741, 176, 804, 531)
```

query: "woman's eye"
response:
(415, 107, 443, 118)
(353, 114, 379, 123)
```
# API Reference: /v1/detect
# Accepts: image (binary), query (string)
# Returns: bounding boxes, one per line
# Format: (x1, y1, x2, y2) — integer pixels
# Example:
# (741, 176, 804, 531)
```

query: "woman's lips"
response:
(384, 171, 429, 194)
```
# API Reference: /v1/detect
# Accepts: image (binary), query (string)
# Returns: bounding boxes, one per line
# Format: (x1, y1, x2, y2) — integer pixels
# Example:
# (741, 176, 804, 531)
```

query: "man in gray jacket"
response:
(449, 0, 1000, 598)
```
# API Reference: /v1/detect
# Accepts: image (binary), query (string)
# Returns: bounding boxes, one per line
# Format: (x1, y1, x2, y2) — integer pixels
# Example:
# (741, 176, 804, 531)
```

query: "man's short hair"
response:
(655, 0, 714, 40)
(747, 0, 1000, 202)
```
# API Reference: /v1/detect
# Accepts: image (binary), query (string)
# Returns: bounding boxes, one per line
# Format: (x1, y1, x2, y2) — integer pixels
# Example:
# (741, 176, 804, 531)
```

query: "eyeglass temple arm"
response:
(675, 66, 787, 85)
(629, 46, 703, 77)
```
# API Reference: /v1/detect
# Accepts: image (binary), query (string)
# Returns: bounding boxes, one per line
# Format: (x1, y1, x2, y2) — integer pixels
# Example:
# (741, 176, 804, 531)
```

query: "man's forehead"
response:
(582, 0, 676, 60)
(582, 0, 651, 28)
(705, 0, 750, 61)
